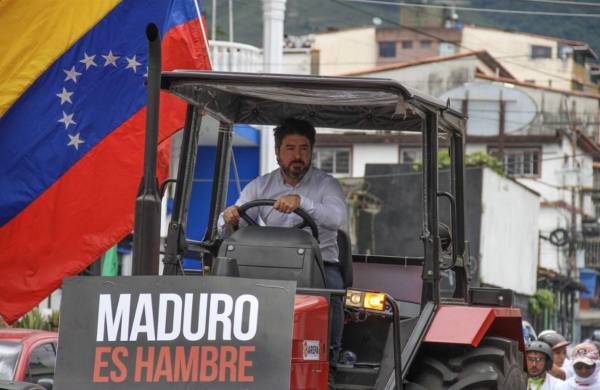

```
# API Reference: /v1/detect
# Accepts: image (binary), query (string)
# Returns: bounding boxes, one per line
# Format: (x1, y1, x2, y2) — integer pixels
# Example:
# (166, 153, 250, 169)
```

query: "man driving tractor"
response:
(218, 117, 347, 384)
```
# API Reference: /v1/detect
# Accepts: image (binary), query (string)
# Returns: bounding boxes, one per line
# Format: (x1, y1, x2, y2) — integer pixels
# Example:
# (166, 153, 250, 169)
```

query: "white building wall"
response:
(313, 27, 377, 76)
(465, 144, 487, 154)
(518, 142, 595, 216)
(461, 26, 574, 90)
(538, 207, 570, 272)
(282, 48, 312, 75)
(357, 56, 479, 97)
(479, 168, 539, 295)
(351, 144, 399, 177)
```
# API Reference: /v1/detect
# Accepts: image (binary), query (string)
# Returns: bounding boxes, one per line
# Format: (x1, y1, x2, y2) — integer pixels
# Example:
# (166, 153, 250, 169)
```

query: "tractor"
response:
(123, 26, 527, 389)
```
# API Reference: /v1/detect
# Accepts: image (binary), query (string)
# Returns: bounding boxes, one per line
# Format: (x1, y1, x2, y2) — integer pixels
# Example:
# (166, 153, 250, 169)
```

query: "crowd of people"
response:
(526, 330, 600, 389)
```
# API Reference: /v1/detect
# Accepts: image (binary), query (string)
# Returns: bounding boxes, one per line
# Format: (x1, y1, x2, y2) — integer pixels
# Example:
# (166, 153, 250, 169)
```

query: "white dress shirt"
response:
(218, 166, 347, 263)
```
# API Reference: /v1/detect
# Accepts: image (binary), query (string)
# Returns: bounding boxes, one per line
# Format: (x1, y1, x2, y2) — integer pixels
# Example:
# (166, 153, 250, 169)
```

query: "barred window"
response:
(490, 148, 541, 177)
(313, 147, 351, 176)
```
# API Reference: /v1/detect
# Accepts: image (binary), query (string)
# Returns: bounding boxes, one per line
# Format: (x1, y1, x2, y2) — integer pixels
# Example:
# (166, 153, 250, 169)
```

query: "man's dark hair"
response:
(273, 118, 316, 149)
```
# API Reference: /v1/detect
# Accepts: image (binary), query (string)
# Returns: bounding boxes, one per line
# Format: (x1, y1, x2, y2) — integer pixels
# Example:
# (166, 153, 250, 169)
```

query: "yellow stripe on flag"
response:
(0, 0, 121, 117)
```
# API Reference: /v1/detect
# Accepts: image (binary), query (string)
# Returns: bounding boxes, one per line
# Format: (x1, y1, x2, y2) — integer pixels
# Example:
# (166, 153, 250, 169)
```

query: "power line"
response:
(521, 0, 600, 7)
(332, 0, 600, 89)
(342, 0, 600, 17)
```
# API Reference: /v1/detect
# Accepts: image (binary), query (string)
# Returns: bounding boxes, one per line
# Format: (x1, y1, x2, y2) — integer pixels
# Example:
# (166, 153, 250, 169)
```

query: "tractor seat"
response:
(217, 225, 327, 288)
(337, 229, 353, 288)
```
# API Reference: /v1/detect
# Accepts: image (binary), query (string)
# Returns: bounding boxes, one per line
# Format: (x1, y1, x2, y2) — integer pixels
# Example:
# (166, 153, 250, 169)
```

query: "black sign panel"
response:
(55, 276, 296, 389)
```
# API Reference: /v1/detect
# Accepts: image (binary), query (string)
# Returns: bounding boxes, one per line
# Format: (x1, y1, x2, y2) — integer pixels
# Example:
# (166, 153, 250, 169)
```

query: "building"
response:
(317, 50, 600, 338)
(460, 25, 598, 93)
(287, 22, 599, 94)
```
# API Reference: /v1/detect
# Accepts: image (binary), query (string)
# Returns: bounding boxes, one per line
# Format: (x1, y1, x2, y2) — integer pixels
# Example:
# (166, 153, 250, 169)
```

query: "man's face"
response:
(526, 351, 547, 378)
(552, 346, 567, 367)
(574, 363, 596, 378)
(276, 134, 312, 181)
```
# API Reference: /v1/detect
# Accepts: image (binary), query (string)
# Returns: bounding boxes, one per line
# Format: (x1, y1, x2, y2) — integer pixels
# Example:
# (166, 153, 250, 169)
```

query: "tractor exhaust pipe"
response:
(132, 23, 162, 275)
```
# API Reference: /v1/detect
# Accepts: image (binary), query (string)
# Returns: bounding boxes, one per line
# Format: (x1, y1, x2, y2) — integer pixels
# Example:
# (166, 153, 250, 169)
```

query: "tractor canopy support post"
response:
(205, 122, 234, 245)
(451, 132, 469, 299)
(421, 111, 440, 306)
(132, 23, 162, 275)
(163, 105, 203, 275)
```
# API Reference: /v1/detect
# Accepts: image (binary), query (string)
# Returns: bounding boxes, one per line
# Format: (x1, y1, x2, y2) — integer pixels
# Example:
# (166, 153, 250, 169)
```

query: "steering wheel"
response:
(238, 199, 319, 241)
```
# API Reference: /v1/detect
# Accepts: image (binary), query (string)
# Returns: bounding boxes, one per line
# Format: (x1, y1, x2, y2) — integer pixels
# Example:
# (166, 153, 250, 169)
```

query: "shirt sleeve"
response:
(217, 179, 260, 238)
(298, 175, 346, 230)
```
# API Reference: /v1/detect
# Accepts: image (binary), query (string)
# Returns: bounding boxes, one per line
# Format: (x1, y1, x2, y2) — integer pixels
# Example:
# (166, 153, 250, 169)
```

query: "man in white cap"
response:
(560, 342, 600, 389)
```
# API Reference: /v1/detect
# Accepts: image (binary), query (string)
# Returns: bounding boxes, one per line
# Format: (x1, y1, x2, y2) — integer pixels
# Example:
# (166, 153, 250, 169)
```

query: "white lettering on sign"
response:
(130, 294, 155, 341)
(157, 293, 182, 341)
(208, 293, 233, 341)
(182, 293, 207, 341)
(233, 294, 259, 341)
(96, 294, 131, 342)
(96, 293, 259, 342)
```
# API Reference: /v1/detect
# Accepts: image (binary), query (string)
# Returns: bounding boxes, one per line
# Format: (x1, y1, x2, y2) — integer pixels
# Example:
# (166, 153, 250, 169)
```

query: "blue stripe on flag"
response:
(0, 0, 196, 227)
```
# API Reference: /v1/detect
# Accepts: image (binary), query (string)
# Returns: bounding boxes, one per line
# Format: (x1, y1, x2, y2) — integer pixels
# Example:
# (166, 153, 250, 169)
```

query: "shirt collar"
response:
(277, 166, 314, 188)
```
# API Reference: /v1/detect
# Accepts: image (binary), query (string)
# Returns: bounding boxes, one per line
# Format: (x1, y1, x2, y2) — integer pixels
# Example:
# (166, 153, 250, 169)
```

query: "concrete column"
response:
(262, 0, 286, 73)
(260, 0, 286, 174)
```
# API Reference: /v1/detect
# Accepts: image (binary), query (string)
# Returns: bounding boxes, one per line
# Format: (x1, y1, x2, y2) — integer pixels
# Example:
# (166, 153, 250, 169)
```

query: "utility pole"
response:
(566, 99, 579, 279)
(498, 90, 506, 166)
(228, 0, 234, 42)
(211, 0, 217, 40)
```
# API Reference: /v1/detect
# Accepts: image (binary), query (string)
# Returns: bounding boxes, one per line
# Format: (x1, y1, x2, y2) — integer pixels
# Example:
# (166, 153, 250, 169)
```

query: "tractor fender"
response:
(423, 305, 524, 351)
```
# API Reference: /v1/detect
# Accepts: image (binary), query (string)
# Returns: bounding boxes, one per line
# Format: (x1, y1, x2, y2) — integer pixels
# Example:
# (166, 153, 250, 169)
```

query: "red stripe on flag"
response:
(0, 19, 210, 323)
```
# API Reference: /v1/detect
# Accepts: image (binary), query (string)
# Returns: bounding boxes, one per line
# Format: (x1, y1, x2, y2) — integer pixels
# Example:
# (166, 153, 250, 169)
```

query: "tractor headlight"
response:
(345, 289, 386, 311)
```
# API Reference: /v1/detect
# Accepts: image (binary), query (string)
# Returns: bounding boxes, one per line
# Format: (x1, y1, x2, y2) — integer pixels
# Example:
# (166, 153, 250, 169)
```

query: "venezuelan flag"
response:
(0, 0, 211, 323)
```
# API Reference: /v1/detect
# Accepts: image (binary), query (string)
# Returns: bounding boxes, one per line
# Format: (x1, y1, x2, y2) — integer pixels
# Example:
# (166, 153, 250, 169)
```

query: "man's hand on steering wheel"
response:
(273, 194, 301, 214)
(224, 194, 301, 227)
(223, 205, 241, 226)
(234, 199, 319, 241)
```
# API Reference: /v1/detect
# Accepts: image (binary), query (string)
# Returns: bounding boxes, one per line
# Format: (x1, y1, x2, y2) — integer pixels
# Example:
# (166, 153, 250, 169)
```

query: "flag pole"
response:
(132, 23, 163, 275)
(194, 0, 213, 69)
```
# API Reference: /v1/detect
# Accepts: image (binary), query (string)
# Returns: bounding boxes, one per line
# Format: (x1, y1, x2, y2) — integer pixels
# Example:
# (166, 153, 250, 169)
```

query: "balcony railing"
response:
(209, 40, 263, 73)
(584, 237, 600, 268)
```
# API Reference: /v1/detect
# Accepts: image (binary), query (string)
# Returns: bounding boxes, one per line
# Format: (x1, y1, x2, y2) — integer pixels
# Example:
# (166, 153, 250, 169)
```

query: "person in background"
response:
(526, 340, 564, 389)
(538, 331, 571, 380)
(560, 342, 600, 389)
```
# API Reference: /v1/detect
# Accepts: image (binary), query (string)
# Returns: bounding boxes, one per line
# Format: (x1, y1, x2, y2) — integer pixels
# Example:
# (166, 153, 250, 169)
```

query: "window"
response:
(401, 40, 413, 49)
(420, 40, 433, 49)
(531, 45, 552, 59)
(490, 148, 540, 177)
(24, 343, 56, 383)
(399, 148, 422, 165)
(313, 148, 350, 176)
(0, 341, 21, 380)
(379, 41, 396, 58)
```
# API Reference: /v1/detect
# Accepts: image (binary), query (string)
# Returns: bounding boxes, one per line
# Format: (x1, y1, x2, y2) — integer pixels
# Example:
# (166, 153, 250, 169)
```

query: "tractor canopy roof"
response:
(161, 71, 466, 135)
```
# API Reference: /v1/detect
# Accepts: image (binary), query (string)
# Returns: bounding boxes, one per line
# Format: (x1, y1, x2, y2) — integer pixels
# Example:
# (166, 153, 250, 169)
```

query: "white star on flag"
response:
(56, 88, 73, 105)
(58, 111, 76, 129)
(125, 55, 142, 73)
(67, 133, 85, 150)
(63, 66, 82, 83)
(102, 50, 120, 67)
(80, 52, 97, 70)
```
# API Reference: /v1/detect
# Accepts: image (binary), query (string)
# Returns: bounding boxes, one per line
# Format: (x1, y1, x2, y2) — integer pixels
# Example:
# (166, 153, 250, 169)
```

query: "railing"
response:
(209, 40, 263, 73)
(583, 237, 600, 268)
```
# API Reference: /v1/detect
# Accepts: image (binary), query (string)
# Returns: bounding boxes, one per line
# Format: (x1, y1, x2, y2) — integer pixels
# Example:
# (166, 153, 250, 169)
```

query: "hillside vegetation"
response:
(204, 0, 600, 57)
